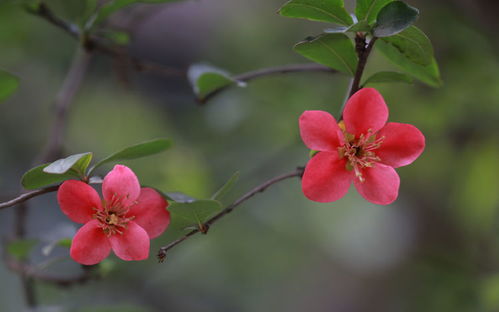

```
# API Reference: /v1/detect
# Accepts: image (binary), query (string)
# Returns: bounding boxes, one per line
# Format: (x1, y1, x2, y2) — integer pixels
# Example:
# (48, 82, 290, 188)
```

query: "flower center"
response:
(93, 194, 136, 236)
(337, 127, 384, 183)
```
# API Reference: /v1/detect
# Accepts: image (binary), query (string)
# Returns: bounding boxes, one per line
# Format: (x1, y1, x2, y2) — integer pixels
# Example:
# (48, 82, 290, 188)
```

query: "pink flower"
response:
(57, 165, 170, 265)
(299, 88, 425, 205)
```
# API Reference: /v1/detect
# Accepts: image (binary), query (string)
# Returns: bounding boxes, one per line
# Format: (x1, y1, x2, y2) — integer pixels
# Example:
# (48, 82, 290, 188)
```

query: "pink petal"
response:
(353, 163, 400, 205)
(299, 110, 343, 152)
(109, 221, 150, 261)
(302, 151, 353, 203)
(57, 180, 102, 224)
(343, 88, 388, 137)
(128, 188, 170, 239)
(376, 122, 425, 168)
(70, 220, 111, 265)
(103, 165, 141, 208)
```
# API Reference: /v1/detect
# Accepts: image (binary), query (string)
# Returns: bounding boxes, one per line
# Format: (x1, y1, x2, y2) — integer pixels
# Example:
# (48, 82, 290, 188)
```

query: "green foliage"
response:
(211, 171, 239, 202)
(22, 164, 80, 190)
(355, 0, 393, 24)
(169, 200, 223, 231)
(41, 238, 72, 256)
(381, 26, 433, 65)
(188, 64, 240, 102)
(372, 1, 419, 37)
(7, 239, 37, 260)
(376, 39, 441, 87)
(103, 30, 130, 45)
(43, 152, 92, 175)
(162, 191, 196, 203)
(89, 138, 172, 174)
(278, 0, 353, 26)
(363, 71, 413, 85)
(0, 69, 19, 102)
(294, 33, 357, 75)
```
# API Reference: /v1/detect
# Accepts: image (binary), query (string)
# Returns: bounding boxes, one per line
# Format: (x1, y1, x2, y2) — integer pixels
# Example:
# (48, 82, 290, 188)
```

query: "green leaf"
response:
(7, 239, 37, 260)
(169, 200, 223, 231)
(380, 26, 433, 65)
(211, 171, 239, 202)
(21, 164, 80, 190)
(363, 71, 413, 85)
(279, 0, 353, 26)
(355, 0, 393, 24)
(188, 64, 241, 102)
(162, 191, 196, 203)
(43, 152, 93, 176)
(0, 70, 19, 102)
(89, 138, 172, 174)
(324, 20, 371, 34)
(96, 0, 182, 25)
(294, 33, 358, 76)
(373, 1, 419, 37)
(103, 30, 130, 45)
(376, 39, 441, 87)
(41, 238, 72, 256)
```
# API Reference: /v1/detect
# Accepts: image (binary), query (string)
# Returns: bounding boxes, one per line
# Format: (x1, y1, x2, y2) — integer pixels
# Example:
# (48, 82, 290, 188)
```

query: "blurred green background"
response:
(1, 0, 499, 311)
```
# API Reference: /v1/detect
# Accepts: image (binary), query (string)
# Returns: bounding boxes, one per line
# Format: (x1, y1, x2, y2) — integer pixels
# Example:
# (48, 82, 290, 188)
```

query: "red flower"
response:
(57, 165, 170, 265)
(299, 88, 425, 205)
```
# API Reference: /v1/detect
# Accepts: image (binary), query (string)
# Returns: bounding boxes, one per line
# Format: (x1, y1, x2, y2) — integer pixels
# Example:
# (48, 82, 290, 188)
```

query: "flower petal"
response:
(103, 165, 141, 207)
(302, 151, 352, 203)
(128, 188, 170, 239)
(109, 221, 150, 261)
(299, 110, 343, 152)
(343, 88, 388, 136)
(353, 163, 400, 205)
(57, 180, 102, 224)
(376, 122, 425, 168)
(70, 220, 111, 265)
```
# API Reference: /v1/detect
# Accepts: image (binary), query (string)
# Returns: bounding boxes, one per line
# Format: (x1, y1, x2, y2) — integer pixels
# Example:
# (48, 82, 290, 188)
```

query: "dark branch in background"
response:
(157, 167, 304, 261)
(0, 186, 59, 211)
(200, 64, 336, 104)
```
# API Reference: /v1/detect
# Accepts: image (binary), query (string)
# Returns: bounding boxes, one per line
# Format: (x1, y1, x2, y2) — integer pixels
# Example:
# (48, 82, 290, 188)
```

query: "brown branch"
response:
(0, 186, 59, 211)
(157, 167, 304, 261)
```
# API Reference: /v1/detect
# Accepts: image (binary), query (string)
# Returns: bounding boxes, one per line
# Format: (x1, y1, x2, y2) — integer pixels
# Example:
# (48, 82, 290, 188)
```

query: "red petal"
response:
(57, 180, 102, 224)
(128, 188, 170, 239)
(302, 151, 352, 203)
(70, 220, 111, 265)
(299, 111, 343, 152)
(343, 88, 388, 137)
(376, 122, 425, 168)
(103, 165, 141, 208)
(109, 222, 150, 261)
(353, 164, 400, 205)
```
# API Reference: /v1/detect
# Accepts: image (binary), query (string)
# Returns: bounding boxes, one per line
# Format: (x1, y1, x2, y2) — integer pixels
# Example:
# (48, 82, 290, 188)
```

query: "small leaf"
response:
(355, 0, 393, 24)
(211, 171, 239, 201)
(89, 138, 172, 174)
(294, 33, 358, 76)
(0, 70, 19, 102)
(188, 64, 240, 102)
(22, 164, 80, 190)
(363, 71, 414, 85)
(41, 238, 72, 257)
(43, 152, 93, 176)
(7, 239, 37, 260)
(376, 39, 441, 87)
(373, 1, 419, 37)
(104, 30, 130, 45)
(278, 0, 353, 26)
(169, 200, 223, 231)
(381, 26, 434, 65)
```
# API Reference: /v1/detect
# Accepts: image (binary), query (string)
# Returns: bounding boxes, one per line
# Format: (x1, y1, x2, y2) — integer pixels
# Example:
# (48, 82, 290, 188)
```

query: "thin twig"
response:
(0, 186, 59, 211)
(157, 168, 304, 261)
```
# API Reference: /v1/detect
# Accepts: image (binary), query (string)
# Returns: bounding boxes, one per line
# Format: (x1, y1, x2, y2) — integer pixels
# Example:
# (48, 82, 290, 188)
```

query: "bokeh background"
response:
(1, 0, 499, 311)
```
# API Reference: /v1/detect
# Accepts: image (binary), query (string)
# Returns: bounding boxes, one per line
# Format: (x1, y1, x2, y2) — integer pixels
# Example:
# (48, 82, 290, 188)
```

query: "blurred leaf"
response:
(188, 64, 242, 102)
(169, 200, 223, 231)
(162, 191, 197, 203)
(99, 258, 116, 277)
(43, 152, 92, 175)
(294, 33, 357, 75)
(89, 138, 172, 174)
(0, 70, 19, 102)
(103, 30, 130, 45)
(373, 1, 419, 37)
(278, 0, 353, 26)
(211, 171, 239, 202)
(96, 0, 182, 25)
(363, 71, 413, 85)
(355, 0, 393, 24)
(376, 39, 441, 87)
(41, 238, 72, 257)
(381, 26, 433, 65)
(22, 164, 79, 190)
(7, 239, 37, 260)
(481, 274, 499, 311)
